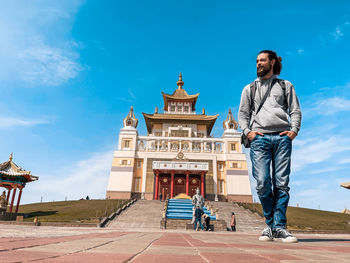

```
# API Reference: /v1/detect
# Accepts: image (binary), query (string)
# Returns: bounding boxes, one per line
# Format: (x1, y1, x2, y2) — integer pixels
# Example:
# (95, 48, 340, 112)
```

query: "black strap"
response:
(248, 78, 276, 129)
(250, 78, 287, 113)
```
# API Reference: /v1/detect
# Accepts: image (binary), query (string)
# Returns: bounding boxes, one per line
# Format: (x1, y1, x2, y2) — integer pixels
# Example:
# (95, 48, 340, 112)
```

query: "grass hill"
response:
(238, 202, 350, 232)
(17, 199, 128, 224)
(15, 200, 350, 231)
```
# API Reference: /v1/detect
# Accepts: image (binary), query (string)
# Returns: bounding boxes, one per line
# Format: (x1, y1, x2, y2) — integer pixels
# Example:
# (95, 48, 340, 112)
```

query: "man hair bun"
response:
(277, 56, 282, 62)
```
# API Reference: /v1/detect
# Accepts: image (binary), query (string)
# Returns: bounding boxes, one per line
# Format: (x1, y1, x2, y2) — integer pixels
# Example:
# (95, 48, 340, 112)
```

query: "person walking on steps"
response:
(230, 212, 236, 232)
(238, 50, 301, 243)
(194, 205, 204, 231)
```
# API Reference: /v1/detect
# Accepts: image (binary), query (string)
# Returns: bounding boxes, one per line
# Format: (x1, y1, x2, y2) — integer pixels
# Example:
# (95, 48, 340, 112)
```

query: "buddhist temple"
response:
(0, 153, 38, 213)
(106, 73, 252, 202)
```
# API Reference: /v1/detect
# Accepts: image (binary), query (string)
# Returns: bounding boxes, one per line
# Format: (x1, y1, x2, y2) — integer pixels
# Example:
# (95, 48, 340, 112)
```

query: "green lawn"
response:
(17, 199, 129, 224)
(238, 202, 350, 231)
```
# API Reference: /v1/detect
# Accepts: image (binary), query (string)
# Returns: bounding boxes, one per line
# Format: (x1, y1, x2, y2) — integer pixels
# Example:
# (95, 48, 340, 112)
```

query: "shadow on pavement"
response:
(298, 238, 350, 242)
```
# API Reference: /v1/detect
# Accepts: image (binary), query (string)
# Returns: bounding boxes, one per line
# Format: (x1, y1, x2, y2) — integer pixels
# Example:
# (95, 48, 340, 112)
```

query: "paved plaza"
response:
(0, 225, 350, 262)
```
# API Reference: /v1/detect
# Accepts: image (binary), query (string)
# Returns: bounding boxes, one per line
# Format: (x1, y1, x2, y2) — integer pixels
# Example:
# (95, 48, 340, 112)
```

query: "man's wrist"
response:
(244, 128, 251, 136)
(290, 128, 298, 135)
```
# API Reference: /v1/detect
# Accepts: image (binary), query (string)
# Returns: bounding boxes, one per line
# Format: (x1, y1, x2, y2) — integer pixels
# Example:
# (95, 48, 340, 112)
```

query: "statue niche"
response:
(0, 191, 8, 213)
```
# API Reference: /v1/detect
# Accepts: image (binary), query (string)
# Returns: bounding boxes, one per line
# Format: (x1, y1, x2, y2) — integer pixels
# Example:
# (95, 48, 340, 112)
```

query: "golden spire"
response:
(223, 109, 238, 130)
(176, 72, 184, 89)
(9, 153, 13, 162)
(123, 106, 138, 128)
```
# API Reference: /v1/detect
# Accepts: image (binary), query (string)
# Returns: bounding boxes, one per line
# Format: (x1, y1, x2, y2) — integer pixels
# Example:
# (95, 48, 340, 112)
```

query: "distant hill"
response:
(17, 199, 128, 224)
(15, 200, 350, 232)
(238, 203, 350, 232)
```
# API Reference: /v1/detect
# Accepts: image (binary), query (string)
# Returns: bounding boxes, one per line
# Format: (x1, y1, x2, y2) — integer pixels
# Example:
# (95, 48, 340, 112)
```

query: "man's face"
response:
(256, 53, 274, 77)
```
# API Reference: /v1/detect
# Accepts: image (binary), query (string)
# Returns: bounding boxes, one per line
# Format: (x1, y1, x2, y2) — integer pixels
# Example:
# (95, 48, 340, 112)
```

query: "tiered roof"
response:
(0, 154, 38, 183)
(341, 181, 350, 189)
(161, 73, 199, 111)
(143, 73, 218, 135)
(142, 113, 218, 134)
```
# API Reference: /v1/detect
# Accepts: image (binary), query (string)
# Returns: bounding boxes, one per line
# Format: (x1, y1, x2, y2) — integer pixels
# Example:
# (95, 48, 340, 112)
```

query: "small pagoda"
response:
(0, 154, 38, 214)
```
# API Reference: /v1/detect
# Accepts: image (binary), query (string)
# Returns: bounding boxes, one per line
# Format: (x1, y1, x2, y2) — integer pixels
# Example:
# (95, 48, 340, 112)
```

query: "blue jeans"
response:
(250, 133, 292, 229)
(194, 217, 204, 230)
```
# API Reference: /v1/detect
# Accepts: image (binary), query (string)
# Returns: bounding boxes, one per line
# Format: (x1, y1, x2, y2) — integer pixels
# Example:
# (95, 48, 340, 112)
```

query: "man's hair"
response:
(258, 50, 282, 75)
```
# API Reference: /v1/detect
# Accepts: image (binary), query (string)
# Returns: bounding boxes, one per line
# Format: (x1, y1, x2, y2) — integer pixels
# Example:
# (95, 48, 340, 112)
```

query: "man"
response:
(238, 50, 301, 243)
(193, 205, 204, 231)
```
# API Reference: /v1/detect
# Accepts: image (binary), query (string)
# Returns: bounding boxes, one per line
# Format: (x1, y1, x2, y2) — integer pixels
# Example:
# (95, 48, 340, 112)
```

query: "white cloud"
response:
(313, 97, 350, 115)
(18, 43, 83, 86)
(23, 150, 113, 203)
(0, 116, 49, 128)
(339, 158, 350, 164)
(128, 88, 136, 100)
(285, 49, 306, 56)
(292, 136, 350, 172)
(0, 1, 84, 87)
(330, 21, 350, 40)
(311, 166, 343, 175)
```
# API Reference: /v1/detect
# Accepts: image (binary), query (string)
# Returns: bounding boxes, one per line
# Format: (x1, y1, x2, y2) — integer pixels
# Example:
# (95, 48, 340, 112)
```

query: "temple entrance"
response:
(153, 160, 208, 200)
(159, 174, 170, 200)
(174, 174, 186, 196)
(189, 175, 200, 197)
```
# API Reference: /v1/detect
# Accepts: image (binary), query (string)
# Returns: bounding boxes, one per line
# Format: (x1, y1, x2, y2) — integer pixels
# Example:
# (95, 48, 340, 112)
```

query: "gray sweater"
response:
(238, 75, 301, 136)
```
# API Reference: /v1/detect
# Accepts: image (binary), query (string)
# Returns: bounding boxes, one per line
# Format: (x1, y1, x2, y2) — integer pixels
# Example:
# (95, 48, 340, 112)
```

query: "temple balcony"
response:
(163, 111, 197, 115)
(136, 136, 225, 154)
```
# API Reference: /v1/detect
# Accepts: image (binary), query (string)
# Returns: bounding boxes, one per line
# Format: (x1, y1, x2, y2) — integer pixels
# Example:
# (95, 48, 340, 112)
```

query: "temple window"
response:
(197, 132, 204, 138)
(154, 132, 162, 137)
(170, 105, 175, 112)
(231, 162, 238, 168)
(123, 140, 130, 149)
(177, 106, 182, 112)
(122, 160, 128, 165)
(170, 130, 189, 137)
(184, 106, 189, 112)
(230, 143, 236, 151)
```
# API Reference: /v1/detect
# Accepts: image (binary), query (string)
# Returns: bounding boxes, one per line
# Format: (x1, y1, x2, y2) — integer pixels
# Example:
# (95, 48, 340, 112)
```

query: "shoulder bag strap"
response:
(248, 79, 274, 129)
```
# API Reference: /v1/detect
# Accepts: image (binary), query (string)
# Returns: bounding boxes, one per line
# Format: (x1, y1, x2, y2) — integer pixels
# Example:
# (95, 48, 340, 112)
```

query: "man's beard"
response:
(257, 64, 272, 77)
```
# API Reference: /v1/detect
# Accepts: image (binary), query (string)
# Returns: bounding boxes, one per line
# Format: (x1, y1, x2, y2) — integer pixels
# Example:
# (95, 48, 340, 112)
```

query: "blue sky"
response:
(1, 0, 350, 212)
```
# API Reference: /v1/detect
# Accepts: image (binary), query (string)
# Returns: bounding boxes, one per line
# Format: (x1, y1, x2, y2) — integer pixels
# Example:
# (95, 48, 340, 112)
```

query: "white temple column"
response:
(212, 155, 218, 201)
(141, 157, 148, 199)
(179, 140, 182, 151)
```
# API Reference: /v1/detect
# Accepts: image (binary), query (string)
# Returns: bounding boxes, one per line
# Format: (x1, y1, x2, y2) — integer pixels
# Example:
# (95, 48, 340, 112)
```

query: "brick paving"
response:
(1, 225, 350, 262)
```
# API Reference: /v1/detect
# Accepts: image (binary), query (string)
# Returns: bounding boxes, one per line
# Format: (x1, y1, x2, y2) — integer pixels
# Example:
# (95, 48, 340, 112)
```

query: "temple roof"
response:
(341, 181, 350, 189)
(142, 113, 218, 134)
(0, 153, 38, 182)
(162, 73, 199, 111)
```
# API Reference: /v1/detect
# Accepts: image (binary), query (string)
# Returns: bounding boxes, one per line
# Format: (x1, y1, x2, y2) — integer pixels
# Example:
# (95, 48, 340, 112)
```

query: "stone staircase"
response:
(107, 199, 265, 233)
(213, 202, 265, 233)
(108, 200, 163, 230)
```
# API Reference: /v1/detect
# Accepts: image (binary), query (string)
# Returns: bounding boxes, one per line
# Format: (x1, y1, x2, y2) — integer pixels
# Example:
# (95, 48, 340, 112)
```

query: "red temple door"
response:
(189, 175, 201, 197)
(159, 175, 170, 200)
(174, 175, 186, 196)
